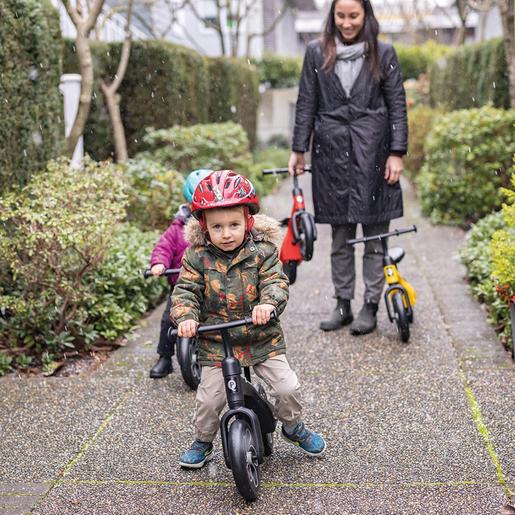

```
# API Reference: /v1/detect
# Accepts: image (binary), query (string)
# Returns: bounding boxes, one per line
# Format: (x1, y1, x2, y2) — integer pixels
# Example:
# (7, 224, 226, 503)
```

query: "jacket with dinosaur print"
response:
(171, 213, 289, 367)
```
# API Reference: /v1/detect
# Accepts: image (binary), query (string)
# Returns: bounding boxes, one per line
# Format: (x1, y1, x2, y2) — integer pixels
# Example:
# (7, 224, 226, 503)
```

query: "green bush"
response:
(253, 54, 302, 88)
(122, 157, 184, 231)
(85, 224, 168, 341)
(140, 121, 253, 174)
(394, 41, 452, 80)
(208, 57, 260, 148)
(0, 158, 127, 364)
(63, 39, 259, 157)
(417, 106, 515, 226)
(429, 38, 509, 110)
(0, 0, 64, 192)
(404, 105, 445, 179)
(460, 211, 512, 352)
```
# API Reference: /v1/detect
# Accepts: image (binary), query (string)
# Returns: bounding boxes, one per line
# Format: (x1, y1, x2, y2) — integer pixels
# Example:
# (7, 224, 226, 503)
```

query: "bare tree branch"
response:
(246, 0, 290, 55)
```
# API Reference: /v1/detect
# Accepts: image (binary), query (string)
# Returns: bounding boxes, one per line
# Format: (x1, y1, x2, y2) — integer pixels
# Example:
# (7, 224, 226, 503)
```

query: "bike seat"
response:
(388, 246, 405, 264)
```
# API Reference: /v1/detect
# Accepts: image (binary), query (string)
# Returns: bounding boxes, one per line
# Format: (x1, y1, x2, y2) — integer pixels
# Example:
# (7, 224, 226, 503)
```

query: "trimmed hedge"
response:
(63, 39, 259, 158)
(394, 41, 452, 80)
(429, 38, 509, 110)
(417, 106, 515, 226)
(253, 54, 302, 88)
(0, 0, 64, 192)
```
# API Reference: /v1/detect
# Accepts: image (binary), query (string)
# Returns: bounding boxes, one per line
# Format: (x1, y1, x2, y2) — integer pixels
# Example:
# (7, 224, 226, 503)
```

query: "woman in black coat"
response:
(289, 0, 408, 335)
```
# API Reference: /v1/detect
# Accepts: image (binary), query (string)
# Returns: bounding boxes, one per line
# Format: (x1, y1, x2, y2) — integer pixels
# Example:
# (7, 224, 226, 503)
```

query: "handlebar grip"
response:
(143, 268, 181, 279)
(262, 166, 311, 175)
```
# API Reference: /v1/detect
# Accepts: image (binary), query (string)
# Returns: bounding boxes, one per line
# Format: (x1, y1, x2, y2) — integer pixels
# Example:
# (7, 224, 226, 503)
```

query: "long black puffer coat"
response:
(292, 40, 408, 225)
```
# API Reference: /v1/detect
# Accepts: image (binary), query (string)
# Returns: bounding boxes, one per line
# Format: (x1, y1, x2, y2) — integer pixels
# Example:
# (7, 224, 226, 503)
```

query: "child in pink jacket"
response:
(148, 169, 211, 378)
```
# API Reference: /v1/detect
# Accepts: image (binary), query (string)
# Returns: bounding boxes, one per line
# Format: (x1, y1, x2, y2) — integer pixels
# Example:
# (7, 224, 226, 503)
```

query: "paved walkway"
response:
(1, 176, 513, 514)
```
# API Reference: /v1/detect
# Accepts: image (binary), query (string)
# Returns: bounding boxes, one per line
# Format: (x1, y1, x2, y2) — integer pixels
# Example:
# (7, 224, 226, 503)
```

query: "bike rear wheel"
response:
(298, 213, 315, 261)
(228, 419, 261, 501)
(176, 337, 201, 390)
(392, 292, 410, 343)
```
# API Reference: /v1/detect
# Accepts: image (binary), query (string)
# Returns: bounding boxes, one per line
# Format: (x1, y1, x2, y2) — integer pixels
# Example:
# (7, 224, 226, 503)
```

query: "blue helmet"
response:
(182, 169, 212, 202)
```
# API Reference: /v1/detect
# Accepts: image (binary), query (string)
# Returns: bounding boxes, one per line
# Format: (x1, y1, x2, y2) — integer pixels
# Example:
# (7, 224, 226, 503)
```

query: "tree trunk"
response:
(500, 0, 515, 107)
(66, 31, 94, 156)
(101, 85, 128, 161)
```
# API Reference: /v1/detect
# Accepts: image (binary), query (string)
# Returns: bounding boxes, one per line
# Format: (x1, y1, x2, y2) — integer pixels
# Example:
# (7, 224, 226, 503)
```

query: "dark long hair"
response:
(321, 0, 382, 80)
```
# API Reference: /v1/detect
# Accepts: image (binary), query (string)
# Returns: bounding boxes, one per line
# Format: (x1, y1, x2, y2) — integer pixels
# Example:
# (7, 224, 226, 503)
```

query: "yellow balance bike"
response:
(347, 225, 417, 343)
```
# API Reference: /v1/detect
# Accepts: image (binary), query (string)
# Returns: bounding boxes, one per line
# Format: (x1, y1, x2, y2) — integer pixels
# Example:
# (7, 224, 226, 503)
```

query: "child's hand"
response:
(178, 319, 198, 338)
(151, 264, 165, 276)
(252, 304, 276, 325)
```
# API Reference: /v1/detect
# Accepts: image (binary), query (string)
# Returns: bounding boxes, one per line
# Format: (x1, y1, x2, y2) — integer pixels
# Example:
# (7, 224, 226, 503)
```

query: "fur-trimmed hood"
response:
(184, 213, 282, 249)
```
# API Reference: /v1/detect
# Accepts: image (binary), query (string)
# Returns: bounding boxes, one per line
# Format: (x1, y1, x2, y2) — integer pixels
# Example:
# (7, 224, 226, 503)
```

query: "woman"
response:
(289, 0, 408, 335)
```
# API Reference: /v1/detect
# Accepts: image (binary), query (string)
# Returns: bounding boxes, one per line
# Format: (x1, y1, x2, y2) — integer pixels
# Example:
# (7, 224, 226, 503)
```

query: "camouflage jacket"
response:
(171, 214, 289, 367)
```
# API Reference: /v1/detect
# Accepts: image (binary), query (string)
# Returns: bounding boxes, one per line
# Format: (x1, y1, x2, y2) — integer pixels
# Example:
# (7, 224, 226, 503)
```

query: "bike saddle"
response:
(388, 246, 405, 264)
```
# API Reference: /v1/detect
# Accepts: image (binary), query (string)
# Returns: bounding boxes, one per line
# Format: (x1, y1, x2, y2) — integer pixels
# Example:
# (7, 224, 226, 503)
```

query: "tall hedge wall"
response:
(0, 0, 64, 192)
(63, 39, 259, 159)
(429, 38, 510, 110)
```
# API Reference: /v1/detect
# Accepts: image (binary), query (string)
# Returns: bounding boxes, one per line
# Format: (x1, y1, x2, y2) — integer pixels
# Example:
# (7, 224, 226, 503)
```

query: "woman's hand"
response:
(151, 263, 165, 276)
(288, 152, 305, 176)
(252, 304, 276, 325)
(384, 155, 404, 185)
(178, 319, 198, 338)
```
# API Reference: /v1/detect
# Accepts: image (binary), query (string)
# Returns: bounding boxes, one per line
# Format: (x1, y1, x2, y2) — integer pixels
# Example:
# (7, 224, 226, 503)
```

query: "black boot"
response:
(350, 302, 378, 335)
(149, 356, 173, 378)
(319, 298, 353, 332)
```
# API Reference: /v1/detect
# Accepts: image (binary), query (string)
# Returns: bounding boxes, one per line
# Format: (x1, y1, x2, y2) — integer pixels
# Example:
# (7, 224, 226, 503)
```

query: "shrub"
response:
(0, 158, 127, 361)
(122, 157, 184, 231)
(404, 105, 445, 179)
(417, 106, 515, 226)
(253, 54, 302, 88)
(140, 121, 253, 173)
(85, 224, 168, 341)
(394, 41, 452, 80)
(460, 211, 512, 353)
(0, 0, 64, 192)
(429, 38, 509, 110)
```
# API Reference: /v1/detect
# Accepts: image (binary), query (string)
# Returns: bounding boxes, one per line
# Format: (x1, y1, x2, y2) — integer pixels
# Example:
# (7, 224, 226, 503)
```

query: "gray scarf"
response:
(334, 40, 366, 96)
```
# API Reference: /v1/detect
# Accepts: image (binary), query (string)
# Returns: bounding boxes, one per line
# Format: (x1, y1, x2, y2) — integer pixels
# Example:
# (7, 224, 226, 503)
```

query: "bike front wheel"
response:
(176, 337, 201, 390)
(392, 292, 410, 343)
(298, 213, 315, 261)
(228, 419, 261, 501)
(283, 260, 297, 285)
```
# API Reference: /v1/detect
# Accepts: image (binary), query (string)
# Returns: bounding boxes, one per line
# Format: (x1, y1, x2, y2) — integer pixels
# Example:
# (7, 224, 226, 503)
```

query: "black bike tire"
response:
(392, 292, 410, 343)
(298, 213, 315, 261)
(283, 260, 297, 285)
(228, 419, 261, 501)
(176, 337, 201, 390)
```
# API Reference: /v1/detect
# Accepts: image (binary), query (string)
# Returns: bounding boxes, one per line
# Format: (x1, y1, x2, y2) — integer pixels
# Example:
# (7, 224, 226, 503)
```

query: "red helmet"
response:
(191, 170, 259, 218)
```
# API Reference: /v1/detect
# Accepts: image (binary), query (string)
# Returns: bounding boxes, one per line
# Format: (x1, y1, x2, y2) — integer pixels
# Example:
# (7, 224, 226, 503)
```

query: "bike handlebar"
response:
(262, 166, 312, 175)
(347, 225, 417, 245)
(169, 311, 277, 339)
(143, 268, 181, 279)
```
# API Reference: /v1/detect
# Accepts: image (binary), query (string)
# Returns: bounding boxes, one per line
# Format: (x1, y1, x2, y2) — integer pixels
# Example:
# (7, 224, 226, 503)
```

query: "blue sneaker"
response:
(179, 440, 213, 469)
(281, 422, 326, 457)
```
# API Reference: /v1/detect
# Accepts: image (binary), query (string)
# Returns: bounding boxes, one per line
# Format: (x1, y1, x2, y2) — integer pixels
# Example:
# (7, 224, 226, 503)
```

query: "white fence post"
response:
(59, 73, 84, 167)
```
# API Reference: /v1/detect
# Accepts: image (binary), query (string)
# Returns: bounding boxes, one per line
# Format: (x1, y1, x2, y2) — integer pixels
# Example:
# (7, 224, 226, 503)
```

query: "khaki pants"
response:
(194, 354, 302, 442)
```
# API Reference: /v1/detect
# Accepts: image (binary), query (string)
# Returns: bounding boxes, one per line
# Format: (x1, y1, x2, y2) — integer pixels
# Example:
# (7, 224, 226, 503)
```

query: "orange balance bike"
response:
(262, 166, 316, 284)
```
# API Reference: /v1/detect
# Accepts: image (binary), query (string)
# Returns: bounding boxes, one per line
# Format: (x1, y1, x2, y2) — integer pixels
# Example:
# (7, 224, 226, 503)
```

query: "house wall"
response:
(257, 87, 298, 144)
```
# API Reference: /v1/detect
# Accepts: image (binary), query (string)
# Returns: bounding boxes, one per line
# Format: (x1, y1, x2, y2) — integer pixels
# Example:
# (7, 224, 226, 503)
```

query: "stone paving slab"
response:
(31, 482, 506, 514)
(0, 482, 50, 515)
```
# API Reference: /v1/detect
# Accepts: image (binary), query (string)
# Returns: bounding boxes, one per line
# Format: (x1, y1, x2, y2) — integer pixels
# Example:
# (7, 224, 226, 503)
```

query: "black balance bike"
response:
(143, 268, 201, 390)
(169, 316, 277, 502)
(347, 226, 417, 343)
(262, 166, 317, 284)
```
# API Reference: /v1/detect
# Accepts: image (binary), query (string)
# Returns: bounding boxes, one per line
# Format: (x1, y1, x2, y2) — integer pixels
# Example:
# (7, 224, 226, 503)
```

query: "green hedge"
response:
(253, 54, 302, 88)
(63, 39, 259, 158)
(429, 38, 509, 110)
(394, 41, 452, 80)
(417, 106, 515, 226)
(460, 209, 512, 354)
(0, 0, 64, 192)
